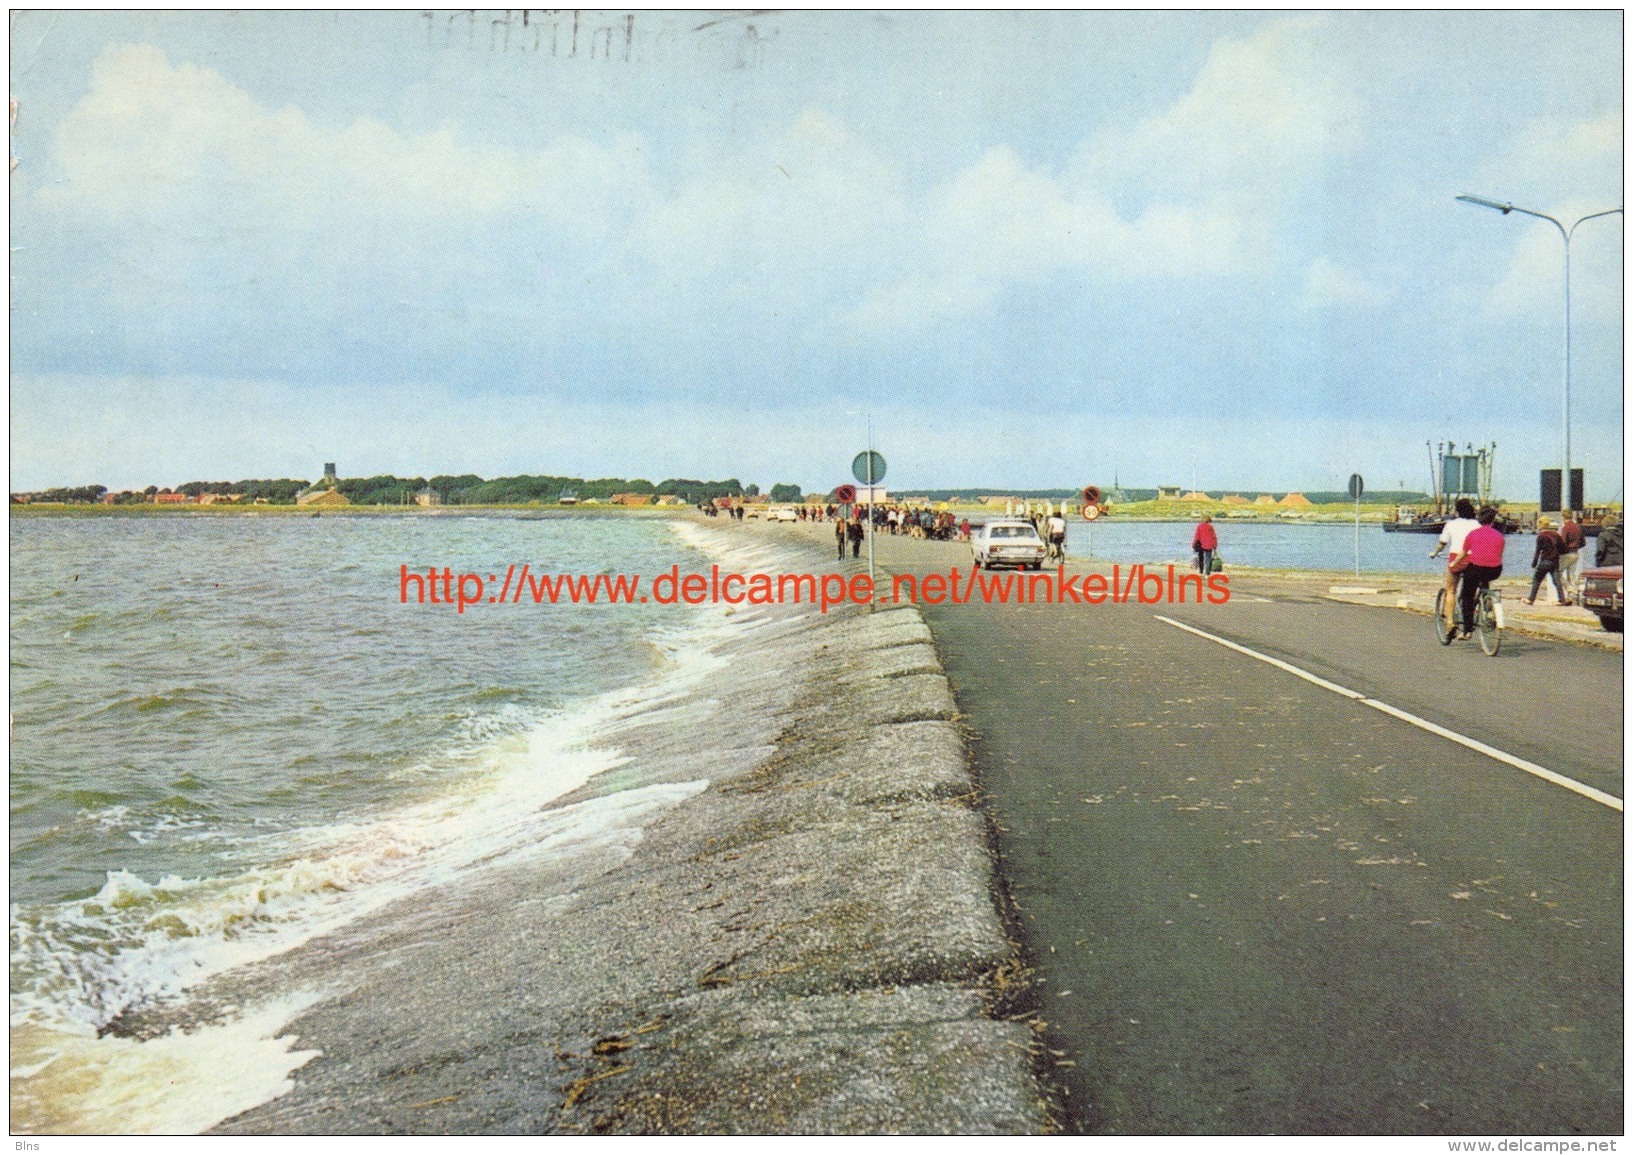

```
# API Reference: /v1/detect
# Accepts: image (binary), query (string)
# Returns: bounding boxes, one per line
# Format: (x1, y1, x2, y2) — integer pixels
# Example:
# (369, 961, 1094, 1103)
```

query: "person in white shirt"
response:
(1429, 498, 1480, 633)
(1045, 510, 1067, 562)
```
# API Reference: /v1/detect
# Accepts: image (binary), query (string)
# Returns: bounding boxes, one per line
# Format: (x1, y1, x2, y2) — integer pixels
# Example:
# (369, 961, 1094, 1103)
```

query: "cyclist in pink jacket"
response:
(1454, 506, 1505, 639)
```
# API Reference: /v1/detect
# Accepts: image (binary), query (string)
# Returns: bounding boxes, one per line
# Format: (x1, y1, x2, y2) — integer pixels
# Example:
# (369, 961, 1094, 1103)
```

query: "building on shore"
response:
(297, 488, 350, 507)
(1253, 494, 1278, 506)
(610, 493, 654, 506)
(295, 462, 348, 506)
(1278, 492, 1313, 507)
(1156, 485, 1182, 501)
(415, 487, 440, 507)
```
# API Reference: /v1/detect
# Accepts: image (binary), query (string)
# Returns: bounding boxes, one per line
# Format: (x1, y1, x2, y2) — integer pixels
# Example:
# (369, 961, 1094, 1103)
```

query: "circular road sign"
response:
(1082, 485, 1102, 505)
(852, 451, 887, 485)
(1083, 503, 1101, 521)
(834, 484, 857, 504)
(1348, 473, 1364, 501)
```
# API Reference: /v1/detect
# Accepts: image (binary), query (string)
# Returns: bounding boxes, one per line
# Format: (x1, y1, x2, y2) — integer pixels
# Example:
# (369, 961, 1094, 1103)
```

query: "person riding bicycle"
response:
(1452, 506, 1504, 640)
(1045, 510, 1067, 561)
(1429, 498, 1480, 632)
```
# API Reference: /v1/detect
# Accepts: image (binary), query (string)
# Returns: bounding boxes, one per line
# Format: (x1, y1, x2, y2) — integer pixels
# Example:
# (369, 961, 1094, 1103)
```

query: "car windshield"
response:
(990, 526, 1039, 540)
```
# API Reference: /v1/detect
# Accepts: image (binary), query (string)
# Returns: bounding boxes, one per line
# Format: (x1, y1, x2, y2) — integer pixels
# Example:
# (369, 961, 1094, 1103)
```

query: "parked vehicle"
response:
(971, 519, 1046, 570)
(769, 506, 797, 522)
(1579, 564, 1623, 632)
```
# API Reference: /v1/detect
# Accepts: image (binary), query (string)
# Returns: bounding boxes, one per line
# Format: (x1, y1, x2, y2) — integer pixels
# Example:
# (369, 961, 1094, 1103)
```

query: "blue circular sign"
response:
(852, 451, 887, 485)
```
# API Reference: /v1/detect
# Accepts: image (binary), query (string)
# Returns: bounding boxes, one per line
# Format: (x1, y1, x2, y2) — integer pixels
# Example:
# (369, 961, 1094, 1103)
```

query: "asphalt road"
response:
(859, 532, 1622, 1135)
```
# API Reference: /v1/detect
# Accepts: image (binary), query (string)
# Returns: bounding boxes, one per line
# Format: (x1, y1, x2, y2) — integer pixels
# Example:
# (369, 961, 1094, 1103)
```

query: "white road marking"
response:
(1154, 614, 1624, 813)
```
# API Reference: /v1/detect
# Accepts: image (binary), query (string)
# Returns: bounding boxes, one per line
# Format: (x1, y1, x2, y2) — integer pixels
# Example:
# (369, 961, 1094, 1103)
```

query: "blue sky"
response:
(9, 10, 1624, 500)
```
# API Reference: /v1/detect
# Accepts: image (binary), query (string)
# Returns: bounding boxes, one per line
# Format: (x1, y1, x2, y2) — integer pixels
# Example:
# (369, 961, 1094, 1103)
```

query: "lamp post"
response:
(1455, 194, 1622, 518)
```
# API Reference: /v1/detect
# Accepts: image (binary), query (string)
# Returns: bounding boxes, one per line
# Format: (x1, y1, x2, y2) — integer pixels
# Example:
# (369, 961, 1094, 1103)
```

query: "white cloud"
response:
(1502, 108, 1622, 200)
(1080, 15, 1363, 206)
(1465, 108, 1624, 323)
(1475, 199, 1623, 325)
(31, 24, 1379, 347)
(629, 108, 904, 292)
(1301, 258, 1392, 310)
(841, 17, 1364, 336)
(39, 44, 651, 236)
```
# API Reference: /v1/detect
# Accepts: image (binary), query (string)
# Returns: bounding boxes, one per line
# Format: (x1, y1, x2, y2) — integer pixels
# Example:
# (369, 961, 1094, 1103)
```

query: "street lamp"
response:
(1456, 194, 1622, 519)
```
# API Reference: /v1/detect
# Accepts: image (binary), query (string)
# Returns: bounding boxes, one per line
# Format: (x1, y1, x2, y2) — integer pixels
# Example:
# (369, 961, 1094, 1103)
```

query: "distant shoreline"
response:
(10, 500, 1582, 523)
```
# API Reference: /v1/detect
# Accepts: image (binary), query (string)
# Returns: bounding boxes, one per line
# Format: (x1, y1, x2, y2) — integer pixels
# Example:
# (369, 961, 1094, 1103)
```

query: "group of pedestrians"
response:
(698, 501, 748, 520)
(1526, 513, 1587, 605)
(1528, 511, 1623, 604)
(826, 506, 974, 559)
(816, 503, 967, 550)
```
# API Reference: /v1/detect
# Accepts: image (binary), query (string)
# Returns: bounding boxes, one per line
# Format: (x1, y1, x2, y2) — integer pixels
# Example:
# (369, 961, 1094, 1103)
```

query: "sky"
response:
(8, 10, 1625, 500)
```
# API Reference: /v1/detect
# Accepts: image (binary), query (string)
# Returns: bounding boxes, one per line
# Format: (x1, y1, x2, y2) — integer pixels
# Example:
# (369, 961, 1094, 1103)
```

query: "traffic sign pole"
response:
(851, 439, 887, 599)
(1349, 473, 1365, 577)
(866, 419, 875, 593)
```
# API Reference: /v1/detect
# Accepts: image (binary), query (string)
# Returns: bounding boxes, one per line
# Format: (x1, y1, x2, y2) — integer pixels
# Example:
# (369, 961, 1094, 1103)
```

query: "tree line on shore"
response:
(15, 475, 808, 506)
(16, 476, 1433, 508)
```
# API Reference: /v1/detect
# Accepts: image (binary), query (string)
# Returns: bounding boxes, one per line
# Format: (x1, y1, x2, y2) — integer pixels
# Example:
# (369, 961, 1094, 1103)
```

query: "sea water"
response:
(8, 513, 766, 1132)
(1063, 518, 1547, 576)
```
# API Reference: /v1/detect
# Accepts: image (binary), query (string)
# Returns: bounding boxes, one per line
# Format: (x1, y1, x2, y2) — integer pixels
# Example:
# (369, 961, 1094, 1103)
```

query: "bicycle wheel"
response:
(1433, 589, 1455, 645)
(1476, 592, 1501, 656)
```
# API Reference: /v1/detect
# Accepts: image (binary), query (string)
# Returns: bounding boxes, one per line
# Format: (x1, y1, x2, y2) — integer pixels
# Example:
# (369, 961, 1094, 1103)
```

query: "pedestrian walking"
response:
(1192, 514, 1218, 574)
(835, 516, 847, 561)
(848, 516, 864, 559)
(1526, 516, 1565, 605)
(1596, 514, 1623, 568)
(1559, 512, 1586, 602)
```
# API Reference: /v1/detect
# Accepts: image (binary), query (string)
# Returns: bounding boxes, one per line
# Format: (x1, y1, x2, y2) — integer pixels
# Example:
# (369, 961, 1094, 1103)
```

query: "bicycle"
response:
(1433, 582, 1504, 655)
(1046, 535, 1067, 565)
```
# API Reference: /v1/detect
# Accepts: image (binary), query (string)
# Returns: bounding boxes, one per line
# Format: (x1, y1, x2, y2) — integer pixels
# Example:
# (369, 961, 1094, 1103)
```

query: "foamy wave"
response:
(11, 996, 323, 1134)
(11, 621, 732, 1040)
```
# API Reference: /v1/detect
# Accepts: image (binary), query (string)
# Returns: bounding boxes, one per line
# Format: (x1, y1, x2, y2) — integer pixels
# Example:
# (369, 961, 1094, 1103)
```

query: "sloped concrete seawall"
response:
(208, 520, 1047, 1134)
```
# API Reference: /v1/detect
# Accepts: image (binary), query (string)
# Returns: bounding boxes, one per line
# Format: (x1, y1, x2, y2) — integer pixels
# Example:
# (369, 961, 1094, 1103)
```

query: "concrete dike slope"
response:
(182, 517, 1048, 1135)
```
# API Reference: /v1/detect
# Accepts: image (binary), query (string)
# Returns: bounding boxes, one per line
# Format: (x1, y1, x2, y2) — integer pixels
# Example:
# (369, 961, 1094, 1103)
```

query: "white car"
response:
(972, 519, 1047, 570)
(769, 506, 797, 522)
